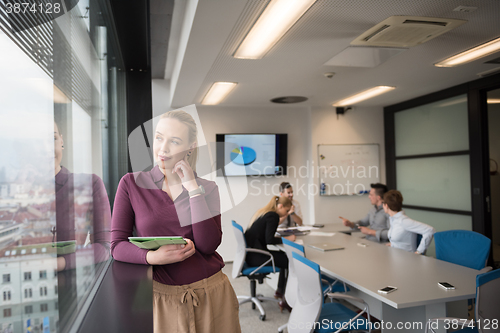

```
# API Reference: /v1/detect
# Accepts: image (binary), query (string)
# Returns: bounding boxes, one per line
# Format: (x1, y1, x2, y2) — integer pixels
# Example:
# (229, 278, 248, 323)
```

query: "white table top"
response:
(299, 224, 478, 309)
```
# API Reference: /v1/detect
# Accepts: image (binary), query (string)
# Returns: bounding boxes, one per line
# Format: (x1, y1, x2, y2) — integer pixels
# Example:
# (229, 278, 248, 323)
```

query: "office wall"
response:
(196, 105, 312, 261)
(311, 106, 386, 226)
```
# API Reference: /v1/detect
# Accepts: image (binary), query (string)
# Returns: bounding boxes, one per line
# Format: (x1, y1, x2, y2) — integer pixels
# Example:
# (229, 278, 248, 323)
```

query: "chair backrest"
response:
(476, 268, 500, 332)
(434, 230, 491, 270)
(288, 252, 323, 333)
(282, 238, 305, 308)
(232, 221, 247, 279)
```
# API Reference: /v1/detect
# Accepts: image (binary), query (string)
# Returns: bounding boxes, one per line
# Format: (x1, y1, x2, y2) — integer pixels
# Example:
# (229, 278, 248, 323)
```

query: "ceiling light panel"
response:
(333, 86, 395, 107)
(435, 37, 500, 67)
(233, 0, 316, 59)
(201, 82, 237, 105)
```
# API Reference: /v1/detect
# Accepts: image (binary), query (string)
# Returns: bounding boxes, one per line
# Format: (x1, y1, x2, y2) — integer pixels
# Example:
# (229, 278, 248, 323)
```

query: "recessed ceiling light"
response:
(233, 0, 316, 59)
(435, 37, 500, 67)
(270, 96, 308, 104)
(332, 86, 396, 107)
(201, 82, 237, 105)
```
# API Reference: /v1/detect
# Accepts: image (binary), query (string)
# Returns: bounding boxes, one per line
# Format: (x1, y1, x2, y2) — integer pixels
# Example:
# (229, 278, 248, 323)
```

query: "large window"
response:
(0, 1, 127, 332)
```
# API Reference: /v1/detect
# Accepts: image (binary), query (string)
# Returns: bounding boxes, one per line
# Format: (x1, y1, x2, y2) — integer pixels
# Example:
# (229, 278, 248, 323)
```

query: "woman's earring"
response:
(187, 151, 192, 156)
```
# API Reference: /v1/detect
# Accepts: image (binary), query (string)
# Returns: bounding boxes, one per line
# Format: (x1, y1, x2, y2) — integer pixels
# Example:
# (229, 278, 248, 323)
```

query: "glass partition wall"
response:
(388, 95, 472, 256)
(0, 1, 126, 332)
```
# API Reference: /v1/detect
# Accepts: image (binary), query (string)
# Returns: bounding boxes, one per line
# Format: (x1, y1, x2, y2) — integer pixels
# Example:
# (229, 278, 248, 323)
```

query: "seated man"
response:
(383, 190, 435, 254)
(278, 182, 303, 228)
(339, 183, 389, 242)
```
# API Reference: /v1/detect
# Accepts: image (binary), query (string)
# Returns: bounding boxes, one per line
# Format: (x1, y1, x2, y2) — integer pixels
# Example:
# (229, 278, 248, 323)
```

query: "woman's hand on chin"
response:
(172, 156, 198, 191)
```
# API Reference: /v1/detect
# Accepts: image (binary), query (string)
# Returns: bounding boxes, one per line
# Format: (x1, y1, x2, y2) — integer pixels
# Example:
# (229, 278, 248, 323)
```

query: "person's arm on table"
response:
(290, 207, 303, 226)
(359, 213, 389, 241)
(290, 201, 303, 226)
(339, 212, 369, 228)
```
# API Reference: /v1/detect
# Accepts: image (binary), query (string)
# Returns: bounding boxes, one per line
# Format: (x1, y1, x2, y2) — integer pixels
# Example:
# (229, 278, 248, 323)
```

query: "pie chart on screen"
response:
(230, 146, 257, 165)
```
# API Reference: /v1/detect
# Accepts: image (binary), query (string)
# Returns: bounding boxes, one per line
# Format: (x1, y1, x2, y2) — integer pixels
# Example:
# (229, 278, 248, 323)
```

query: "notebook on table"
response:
(306, 242, 344, 252)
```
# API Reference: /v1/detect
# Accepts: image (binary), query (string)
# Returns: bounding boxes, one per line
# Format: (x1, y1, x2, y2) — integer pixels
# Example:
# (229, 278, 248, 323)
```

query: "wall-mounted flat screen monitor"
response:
(216, 134, 287, 176)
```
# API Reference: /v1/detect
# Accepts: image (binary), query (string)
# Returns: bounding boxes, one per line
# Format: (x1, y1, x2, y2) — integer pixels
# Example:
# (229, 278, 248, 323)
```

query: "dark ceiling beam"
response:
(150, 0, 174, 79)
(109, 0, 153, 172)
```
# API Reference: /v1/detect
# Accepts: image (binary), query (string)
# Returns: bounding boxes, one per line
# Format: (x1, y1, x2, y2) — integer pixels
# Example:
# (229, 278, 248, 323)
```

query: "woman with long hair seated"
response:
(244, 195, 296, 312)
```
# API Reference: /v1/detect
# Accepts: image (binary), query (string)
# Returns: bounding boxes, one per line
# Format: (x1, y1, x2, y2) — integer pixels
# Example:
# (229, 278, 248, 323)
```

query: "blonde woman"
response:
(111, 110, 241, 333)
(245, 196, 296, 312)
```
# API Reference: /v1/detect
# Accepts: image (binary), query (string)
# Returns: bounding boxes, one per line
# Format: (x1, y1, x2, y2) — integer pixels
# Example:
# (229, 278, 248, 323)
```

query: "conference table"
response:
(278, 224, 479, 332)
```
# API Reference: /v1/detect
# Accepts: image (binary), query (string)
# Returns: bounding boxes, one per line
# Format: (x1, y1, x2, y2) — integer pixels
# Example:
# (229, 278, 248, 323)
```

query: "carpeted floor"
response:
(222, 263, 289, 333)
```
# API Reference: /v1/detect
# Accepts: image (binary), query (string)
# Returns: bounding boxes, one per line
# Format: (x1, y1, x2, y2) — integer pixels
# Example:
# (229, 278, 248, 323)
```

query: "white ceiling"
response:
(163, 0, 500, 109)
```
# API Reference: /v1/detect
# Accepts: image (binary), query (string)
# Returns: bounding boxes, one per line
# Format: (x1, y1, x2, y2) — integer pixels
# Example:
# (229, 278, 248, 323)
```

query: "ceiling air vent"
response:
(351, 16, 466, 48)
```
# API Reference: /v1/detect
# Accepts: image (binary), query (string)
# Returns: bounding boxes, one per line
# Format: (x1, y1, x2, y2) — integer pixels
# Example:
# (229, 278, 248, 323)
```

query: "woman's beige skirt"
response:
(153, 270, 241, 333)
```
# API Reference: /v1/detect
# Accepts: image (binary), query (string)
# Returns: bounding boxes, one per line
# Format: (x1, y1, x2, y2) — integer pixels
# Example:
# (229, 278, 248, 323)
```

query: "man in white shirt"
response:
(383, 190, 435, 254)
(278, 182, 303, 227)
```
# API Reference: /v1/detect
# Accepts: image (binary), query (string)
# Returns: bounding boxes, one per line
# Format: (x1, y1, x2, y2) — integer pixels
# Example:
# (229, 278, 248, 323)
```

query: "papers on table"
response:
(277, 226, 320, 232)
(308, 231, 336, 237)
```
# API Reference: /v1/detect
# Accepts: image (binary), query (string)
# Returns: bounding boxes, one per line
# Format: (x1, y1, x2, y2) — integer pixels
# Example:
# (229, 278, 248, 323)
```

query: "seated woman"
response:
(244, 196, 295, 312)
(383, 190, 435, 254)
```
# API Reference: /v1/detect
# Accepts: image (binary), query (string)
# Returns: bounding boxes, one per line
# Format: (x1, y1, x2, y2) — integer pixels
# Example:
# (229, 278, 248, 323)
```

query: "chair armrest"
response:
(479, 266, 493, 274)
(424, 318, 473, 333)
(327, 293, 371, 333)
(321, 279, 331, 286)
(321, 279, 332, 294)
(246, 248, 273, 257)
(245, 248, 277, 275)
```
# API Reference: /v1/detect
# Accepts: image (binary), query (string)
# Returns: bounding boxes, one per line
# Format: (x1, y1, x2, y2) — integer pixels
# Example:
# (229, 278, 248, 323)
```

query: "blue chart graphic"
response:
(230, 146, 257, 165)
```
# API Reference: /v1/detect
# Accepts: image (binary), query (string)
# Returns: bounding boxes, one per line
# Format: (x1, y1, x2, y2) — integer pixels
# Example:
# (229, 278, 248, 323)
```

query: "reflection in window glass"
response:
(0, 0, 126, 331)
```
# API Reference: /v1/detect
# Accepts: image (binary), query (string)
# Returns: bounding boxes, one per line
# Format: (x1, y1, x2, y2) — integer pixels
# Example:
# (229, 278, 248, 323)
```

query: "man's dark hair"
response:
(279, 182, 292, 193)
(370, 183, 388, 198)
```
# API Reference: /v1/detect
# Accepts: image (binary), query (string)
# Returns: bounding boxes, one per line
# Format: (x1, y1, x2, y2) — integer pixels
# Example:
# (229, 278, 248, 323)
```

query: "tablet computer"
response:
(306, 242, 344, 252)
(128, 236, 187, 250)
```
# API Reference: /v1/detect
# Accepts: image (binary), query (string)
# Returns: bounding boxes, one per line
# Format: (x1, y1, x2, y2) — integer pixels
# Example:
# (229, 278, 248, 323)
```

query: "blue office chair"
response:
(434, 230, 491, 271)
(232, 220, 279, 321)
(280, 252, 371, 333)
(425, 268, 500, 333)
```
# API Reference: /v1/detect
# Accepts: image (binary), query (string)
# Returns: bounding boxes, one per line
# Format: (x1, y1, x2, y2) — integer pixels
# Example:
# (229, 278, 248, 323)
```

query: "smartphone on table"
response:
(438, 282, 455, 290)
(378, 286, 397, 294)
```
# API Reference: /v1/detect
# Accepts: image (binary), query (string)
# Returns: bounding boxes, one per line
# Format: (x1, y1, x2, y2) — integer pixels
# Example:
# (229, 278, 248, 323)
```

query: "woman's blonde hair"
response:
(248, 196, 292, 228)
(159, 110, 198, 171)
